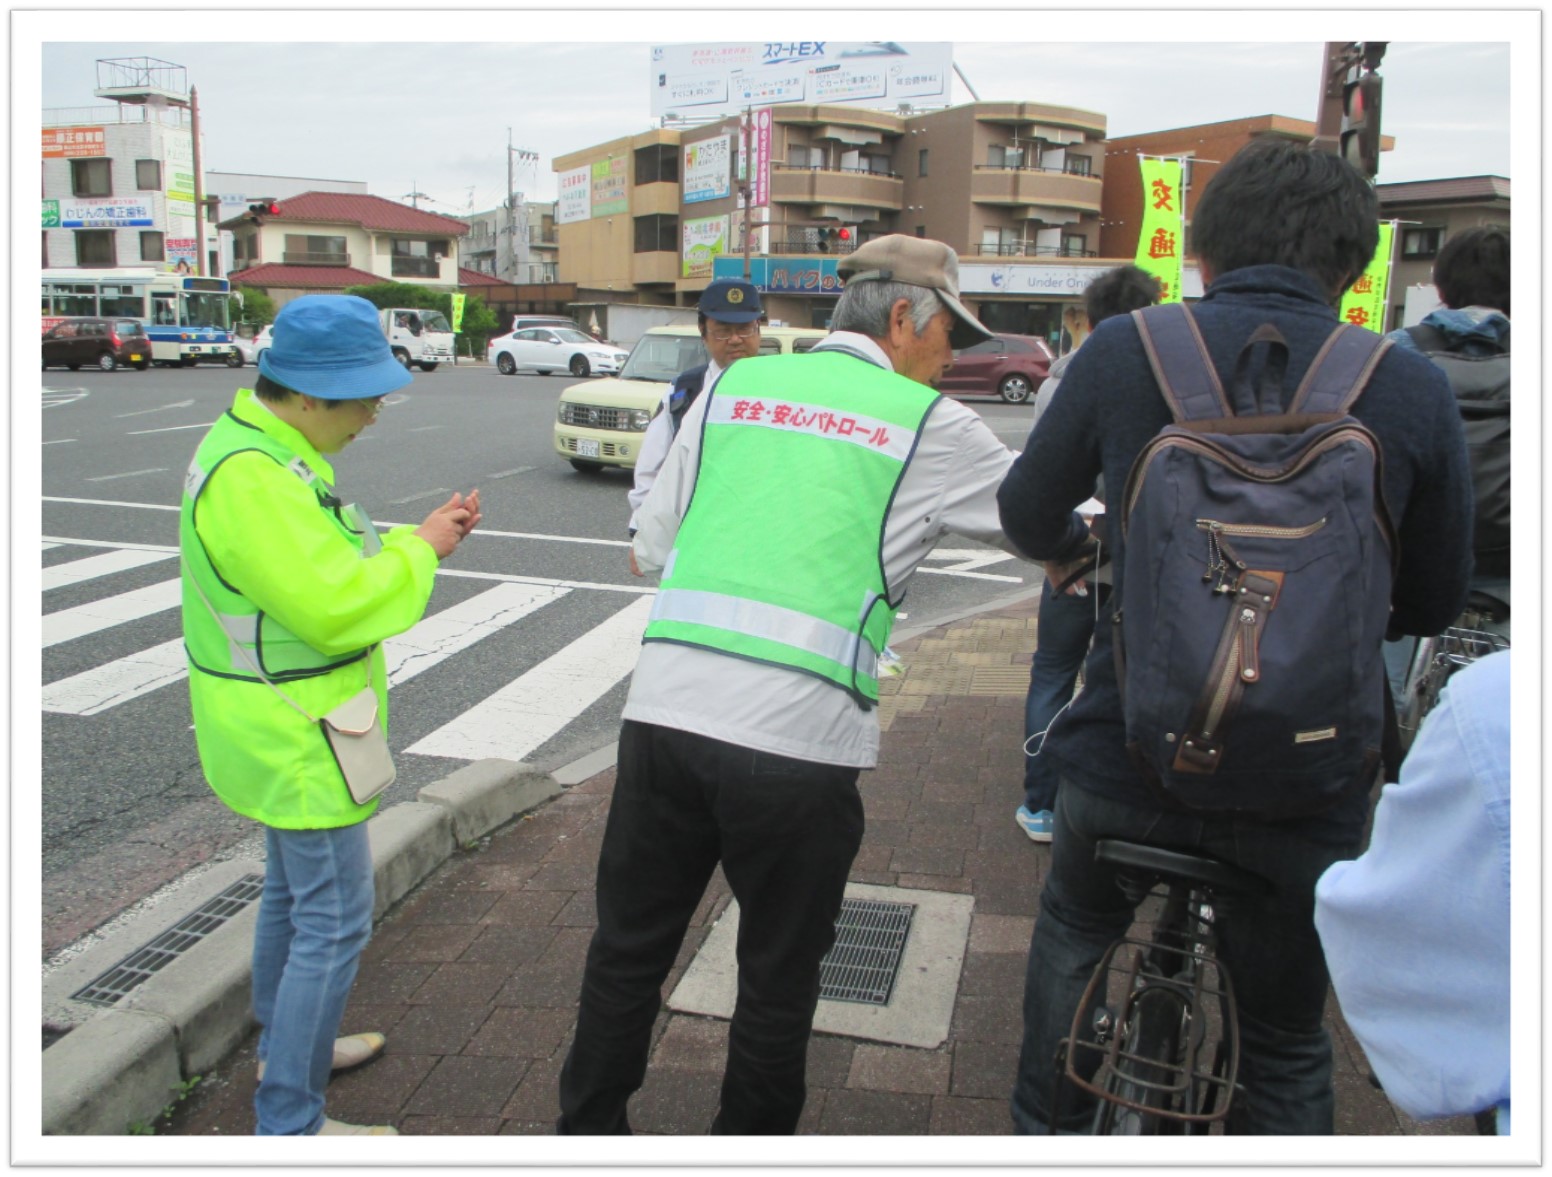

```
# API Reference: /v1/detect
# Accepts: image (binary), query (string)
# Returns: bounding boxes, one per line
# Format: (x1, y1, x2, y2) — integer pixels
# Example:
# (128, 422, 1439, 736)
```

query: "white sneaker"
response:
(258, 1032, 387, 1082)
(316, 1117, 398, 1136)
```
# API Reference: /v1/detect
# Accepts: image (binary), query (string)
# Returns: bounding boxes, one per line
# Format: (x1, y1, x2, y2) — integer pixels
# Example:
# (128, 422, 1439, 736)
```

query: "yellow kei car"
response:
(554, 324, 827, 472)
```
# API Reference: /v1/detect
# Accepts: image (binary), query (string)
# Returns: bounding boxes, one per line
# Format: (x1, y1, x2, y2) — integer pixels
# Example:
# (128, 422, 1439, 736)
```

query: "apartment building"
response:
(464, 199, 560, 284)
(221, 192, 469, 308)
(42, 58, 214, 276)
(554, 99, 1109, 342)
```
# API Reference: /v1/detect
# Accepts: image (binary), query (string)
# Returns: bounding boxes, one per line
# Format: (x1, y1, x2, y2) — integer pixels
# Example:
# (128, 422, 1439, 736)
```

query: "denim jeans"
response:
(252, 822, 375, 1135)
(1022, 581, 1108, 814)
(559, 721, 864, 1135)
(1010, 782, 1361, 1135)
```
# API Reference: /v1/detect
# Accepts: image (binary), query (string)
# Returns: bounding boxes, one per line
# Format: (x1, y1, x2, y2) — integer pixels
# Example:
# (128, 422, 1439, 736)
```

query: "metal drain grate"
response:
(71, 874, 266, 1007)
(818, 898, 916, 1006)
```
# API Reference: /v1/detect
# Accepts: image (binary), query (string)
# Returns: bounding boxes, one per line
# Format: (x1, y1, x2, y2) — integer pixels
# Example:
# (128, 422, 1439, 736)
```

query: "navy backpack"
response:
(1117, 303, 1397, 818)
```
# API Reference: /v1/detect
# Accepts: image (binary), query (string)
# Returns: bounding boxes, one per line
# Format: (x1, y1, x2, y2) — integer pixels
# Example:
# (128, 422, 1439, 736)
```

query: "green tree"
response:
(233, 286, 276, 326)
(456, 294, 500, 355)
(343, 283, 501, 356)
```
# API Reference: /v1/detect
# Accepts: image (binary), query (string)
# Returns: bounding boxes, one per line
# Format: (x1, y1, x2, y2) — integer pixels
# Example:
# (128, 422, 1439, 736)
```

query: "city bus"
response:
(41, 268, 235, 366)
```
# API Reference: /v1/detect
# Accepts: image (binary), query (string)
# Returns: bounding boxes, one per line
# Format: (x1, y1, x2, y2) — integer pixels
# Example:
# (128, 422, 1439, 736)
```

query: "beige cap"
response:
(838, 234, 993, 349)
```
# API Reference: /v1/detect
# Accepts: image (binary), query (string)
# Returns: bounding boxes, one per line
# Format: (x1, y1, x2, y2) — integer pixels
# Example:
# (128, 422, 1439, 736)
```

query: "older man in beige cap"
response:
(556, 235, 1027, 1136)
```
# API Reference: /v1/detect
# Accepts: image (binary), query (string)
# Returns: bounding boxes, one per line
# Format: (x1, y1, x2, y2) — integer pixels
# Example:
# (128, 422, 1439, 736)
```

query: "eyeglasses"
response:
(355, 396, 386, 415)
(707, 322, 760, 340)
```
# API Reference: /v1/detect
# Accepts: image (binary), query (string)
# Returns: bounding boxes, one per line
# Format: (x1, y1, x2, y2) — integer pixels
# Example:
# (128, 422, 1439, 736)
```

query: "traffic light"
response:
(817, 225, 855, 253)
(1340, 71, 1383, 179)
(247, 199, 280, 225)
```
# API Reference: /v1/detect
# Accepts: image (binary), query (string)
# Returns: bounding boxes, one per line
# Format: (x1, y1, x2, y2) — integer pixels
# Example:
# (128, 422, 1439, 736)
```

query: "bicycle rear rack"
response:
(1061, 923, 1240, 1127)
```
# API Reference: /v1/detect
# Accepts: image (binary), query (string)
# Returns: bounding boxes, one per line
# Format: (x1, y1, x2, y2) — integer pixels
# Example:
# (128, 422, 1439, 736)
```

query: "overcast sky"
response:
(27, 14, 1523, 220)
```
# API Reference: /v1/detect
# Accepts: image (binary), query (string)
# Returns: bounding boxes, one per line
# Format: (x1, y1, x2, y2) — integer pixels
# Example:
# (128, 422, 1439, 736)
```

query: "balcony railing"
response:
(773, 162, 902, 180)
(974, 162, 1097, 178)
(768, 238, 858, 256)
(282, 251, 351, 266)
(974, 243, 1098, 258)
(391, 257, 441, 279)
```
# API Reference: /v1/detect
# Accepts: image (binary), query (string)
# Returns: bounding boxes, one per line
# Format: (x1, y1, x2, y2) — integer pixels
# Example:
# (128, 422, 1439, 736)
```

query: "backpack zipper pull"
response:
(1239, 604, 1261, 682)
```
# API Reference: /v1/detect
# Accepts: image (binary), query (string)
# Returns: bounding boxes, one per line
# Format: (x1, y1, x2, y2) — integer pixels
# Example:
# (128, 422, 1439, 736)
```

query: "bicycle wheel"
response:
(1093, 981, 1185, 1134)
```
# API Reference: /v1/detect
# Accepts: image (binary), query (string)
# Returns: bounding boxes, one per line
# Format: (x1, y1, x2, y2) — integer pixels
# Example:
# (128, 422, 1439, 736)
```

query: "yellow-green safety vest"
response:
(642, 348, 939, 706)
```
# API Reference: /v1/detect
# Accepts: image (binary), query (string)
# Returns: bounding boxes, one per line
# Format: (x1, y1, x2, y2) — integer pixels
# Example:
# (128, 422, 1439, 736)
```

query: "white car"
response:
(227, 325, 273, 368)
(488, 326, 627, 379)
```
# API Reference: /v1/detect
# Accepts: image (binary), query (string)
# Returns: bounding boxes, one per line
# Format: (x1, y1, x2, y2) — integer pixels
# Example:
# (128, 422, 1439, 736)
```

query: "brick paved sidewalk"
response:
(168, 596, 1473, 1138)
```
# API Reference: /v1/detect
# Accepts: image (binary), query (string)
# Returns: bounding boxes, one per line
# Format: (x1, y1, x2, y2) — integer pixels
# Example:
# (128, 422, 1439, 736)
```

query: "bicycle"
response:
(1050, 839, 1270, 1135)
(1397, 590, 1510, 753)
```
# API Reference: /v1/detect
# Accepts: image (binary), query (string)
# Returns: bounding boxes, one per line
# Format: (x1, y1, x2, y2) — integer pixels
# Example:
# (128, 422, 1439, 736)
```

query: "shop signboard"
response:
(959, 261, 1204, 299)
(714, 255, 842, 294)
(557, 166, 591, 223)
(682, 214, 729, 278)
(59, 197, 154, 228)
(591, 156, 628, 217)
(42, 199, 60, 228)
(683, 134, 733, 204)
(42, 126, 106, 158)
(651, 42, 952, 119)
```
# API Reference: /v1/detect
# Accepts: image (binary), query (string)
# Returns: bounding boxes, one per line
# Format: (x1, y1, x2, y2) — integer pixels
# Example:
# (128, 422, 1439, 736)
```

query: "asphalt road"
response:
(38, 359, 1042, 958)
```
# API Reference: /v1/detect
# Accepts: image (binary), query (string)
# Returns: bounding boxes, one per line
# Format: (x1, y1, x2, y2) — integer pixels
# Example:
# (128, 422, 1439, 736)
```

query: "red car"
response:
(937, 333, 1053, 404)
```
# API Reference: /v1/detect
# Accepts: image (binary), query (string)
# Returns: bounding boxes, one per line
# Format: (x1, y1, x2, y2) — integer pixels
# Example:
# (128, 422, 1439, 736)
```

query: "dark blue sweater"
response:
(997, 265, 1473, 828)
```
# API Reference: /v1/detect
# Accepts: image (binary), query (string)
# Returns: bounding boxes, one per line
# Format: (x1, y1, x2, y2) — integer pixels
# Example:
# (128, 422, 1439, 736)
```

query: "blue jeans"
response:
(1010, 782, 1361, 1135)
(1022, 581, 1107, 814)
(252, 823, 375, 1135)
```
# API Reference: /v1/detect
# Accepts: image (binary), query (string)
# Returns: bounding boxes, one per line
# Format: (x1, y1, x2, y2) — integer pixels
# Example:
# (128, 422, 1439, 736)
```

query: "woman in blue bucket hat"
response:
(179, 295, 481, 1134)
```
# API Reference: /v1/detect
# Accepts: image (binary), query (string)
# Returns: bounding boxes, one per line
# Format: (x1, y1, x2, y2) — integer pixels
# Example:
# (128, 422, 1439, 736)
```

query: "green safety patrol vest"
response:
(642, 348, 939, 706)
(182, 413, 375, 684)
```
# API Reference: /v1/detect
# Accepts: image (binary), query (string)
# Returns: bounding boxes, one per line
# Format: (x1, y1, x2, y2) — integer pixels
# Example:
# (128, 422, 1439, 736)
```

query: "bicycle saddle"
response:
(1095, 839, 1271, 899)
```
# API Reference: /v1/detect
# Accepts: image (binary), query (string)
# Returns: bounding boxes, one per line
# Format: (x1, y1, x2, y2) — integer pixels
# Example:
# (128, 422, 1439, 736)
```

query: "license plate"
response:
(128, 354, 142, 362)
(576, 438, 600, 458)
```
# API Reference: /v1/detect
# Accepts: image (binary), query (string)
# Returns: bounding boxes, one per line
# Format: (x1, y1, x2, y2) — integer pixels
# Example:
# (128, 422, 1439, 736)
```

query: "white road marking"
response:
(42, 536, 179, 553)
(42, 638, 189, 716)
(917, 566, 1023, 584)
(42, 548, 176, 590)
(405, 425, 443, 433)
(924, 549, 1021, 574)
(385, 582, 567, 686)
(114, 399, 195, 419)
(374, 522, 632, 549)
(127, 422, 216, 435)
(43, 497, 180, 513)
(43, 390, 89, 409)
(43, 579, 183, 647)
(406, 595, 655, 763)
(83, 468, 168, 483)
(43, 439, 78, 445)
(385, 487, 451, 506)
(483, 466, 536, 480)
(43, 542, 63, 551)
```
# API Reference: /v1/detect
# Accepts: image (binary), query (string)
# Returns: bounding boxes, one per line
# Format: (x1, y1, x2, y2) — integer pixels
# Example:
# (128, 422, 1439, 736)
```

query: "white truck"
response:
(380, 307, 455, 372)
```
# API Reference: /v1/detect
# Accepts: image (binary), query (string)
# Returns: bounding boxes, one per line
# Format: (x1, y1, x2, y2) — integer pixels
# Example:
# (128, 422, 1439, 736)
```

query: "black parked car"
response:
(42, 318, 151, 372)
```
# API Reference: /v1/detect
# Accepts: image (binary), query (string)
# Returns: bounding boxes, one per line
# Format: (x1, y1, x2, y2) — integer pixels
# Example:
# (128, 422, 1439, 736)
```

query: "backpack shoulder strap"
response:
(1131, 303, 1231, 423)
(1287, 323, 1391, 416)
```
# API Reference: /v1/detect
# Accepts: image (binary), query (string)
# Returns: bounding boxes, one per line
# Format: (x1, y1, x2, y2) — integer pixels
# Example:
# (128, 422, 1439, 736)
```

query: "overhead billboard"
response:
(683, 134, 733, 204)
(651, 42, 952, 119)
(557, 165, 591, 224)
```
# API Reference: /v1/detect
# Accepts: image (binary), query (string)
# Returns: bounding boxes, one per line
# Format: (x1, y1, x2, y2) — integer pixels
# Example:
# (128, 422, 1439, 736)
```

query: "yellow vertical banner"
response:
(449, 293, 467, 333)
(1134, 157, 1185, 303)
(1338, 222, 1395, 333)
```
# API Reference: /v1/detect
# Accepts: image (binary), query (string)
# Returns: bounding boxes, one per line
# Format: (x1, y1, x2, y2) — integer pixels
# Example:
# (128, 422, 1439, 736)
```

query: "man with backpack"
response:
(997, 140, 1473, 1135)
(1382, 226, 1510, 700)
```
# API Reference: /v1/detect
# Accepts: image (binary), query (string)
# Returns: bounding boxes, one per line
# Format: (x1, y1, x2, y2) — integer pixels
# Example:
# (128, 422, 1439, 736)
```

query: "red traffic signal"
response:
(247, 199, 281, 225)
(837, 227, 851, 241)
(1340, 72, 1383, 180)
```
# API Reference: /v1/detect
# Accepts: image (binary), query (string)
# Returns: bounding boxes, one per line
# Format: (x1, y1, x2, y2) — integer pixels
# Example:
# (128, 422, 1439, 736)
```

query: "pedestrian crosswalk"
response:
(41, 538, 654, 762)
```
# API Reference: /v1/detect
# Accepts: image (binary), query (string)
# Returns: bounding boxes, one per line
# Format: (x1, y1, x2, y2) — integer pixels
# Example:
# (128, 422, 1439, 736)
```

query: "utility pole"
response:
(505, 135, 539, 283)
(190, 85, 206, 275)
(740, 107, 755, 280)
(402, 183, 428, 209)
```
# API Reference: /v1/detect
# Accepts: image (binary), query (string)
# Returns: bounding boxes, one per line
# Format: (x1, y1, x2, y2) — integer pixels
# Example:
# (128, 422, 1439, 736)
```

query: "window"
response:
(915, 225, 926, 238)
(633, 213, 677, 253)
(918, 149, 929, 177)
(1061, 233, 1088, 257)
(75, 230, 115, 266)
(634, 143, 679, 185)
(1401, 227, 1444, 260)
(788, 144, 812, 168)
(71, 158, 112, 197)
(285, 234, 349, 265)
(42, 231, 49, 269)
(391, 238, 442, 278)
(140, 231, 165, 262)
(136, 159, 162, 190)
(988, 145, 1005, 168)
(1065, 155, 1092, 177)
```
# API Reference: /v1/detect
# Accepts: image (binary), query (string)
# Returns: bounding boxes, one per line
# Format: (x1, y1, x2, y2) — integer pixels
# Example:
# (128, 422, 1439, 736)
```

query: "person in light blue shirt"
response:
(1315, 650, 1511, 1133)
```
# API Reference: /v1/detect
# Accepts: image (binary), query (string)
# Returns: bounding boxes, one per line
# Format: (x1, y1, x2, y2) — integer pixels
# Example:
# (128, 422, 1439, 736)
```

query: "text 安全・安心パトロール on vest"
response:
(643, 350, 940, 706)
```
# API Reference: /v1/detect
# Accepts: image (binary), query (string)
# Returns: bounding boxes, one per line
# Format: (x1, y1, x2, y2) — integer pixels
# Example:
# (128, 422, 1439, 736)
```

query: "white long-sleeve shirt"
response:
(625, 332, 1025, 767)
(625, 359, 724, 533)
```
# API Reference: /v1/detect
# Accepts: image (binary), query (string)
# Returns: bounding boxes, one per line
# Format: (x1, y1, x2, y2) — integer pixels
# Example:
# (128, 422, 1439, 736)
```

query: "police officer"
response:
(626, 278, 765, 540)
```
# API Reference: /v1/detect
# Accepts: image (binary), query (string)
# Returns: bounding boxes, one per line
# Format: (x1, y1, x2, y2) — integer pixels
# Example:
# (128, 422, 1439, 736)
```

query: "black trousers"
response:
(558, 720, 865, 1135)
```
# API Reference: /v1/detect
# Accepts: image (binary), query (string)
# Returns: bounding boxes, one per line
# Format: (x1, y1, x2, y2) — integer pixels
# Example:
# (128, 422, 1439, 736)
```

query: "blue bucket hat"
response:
(258, 295, 414, 399)
(698, 279, 764, 323)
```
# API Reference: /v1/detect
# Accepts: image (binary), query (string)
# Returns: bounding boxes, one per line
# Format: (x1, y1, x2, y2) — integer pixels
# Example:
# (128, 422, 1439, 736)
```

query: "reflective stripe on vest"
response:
(650, 586, 880, 682)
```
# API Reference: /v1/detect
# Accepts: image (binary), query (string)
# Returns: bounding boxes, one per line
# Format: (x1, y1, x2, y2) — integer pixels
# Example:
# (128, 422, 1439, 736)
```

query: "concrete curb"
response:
(40, 758, 564, 1136)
